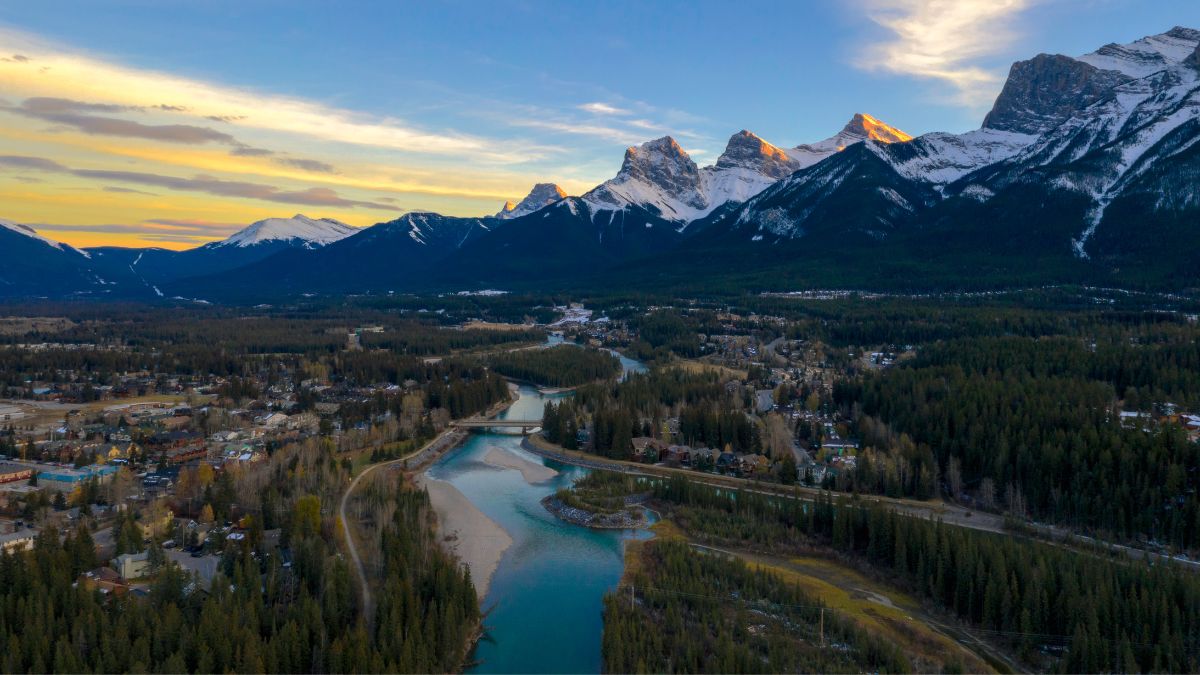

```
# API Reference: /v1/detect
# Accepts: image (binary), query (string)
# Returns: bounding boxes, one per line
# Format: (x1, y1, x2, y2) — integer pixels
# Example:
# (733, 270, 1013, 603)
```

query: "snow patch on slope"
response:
(890, 128, 1037, 185)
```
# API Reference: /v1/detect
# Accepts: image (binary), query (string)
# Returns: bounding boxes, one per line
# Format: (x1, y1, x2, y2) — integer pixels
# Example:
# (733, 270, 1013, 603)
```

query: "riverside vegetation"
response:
(572, 472, 1200, 673)
(485, 343, 622, 388)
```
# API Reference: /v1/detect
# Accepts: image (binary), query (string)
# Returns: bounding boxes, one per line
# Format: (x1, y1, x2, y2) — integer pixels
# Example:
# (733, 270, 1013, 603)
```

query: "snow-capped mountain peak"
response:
(615, 136, 701, 192)
(208, 214, 357, 249)
(583, 136, 709, 221)
(580, 119, 915, 224)
(1078, 26, 1200, 78)
(839, 113, 913, 145)
(0, 218, 90, 257)
(715, 130, 801, 179)
(788, 113, 912, 168)
(495, 183, 568, 219)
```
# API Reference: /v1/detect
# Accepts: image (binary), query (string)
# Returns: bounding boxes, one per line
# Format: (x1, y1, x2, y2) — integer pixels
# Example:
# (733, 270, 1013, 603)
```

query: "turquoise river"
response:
(425, 347, 647, 673)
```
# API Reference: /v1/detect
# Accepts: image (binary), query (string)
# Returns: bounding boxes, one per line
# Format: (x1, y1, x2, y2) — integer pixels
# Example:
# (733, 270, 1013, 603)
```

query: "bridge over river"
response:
(450, 418, 542, 434)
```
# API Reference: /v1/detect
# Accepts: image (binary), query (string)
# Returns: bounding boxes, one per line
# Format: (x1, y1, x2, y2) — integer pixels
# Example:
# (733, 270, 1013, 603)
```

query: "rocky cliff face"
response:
(982, 54, 1131, 135)
(984, 27, 1200, 136)
(496, 183, 568, 219)
(583, 136, 709, 220)
(714, 130, 801, 180)
(1185, 41, 1200, 70)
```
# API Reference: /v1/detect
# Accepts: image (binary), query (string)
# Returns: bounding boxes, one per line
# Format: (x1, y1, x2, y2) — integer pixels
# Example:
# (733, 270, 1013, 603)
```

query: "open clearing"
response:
(734, 549, 1007, 674)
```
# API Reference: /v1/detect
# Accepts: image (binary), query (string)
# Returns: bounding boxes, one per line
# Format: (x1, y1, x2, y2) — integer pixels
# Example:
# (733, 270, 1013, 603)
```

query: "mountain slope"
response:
(691, 142, 939, 247)
(954, 28, 1200, 264)
(170, 212, 496, 295)
(436, 198, 682, 286)
(0, 220, 109, 297)
(85, 214, 360, 293)
(205, 214, 356, 249)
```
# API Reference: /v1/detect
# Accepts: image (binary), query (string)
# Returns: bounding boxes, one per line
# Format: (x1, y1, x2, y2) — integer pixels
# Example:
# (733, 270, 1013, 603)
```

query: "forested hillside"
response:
(834, 335, 1200, 549)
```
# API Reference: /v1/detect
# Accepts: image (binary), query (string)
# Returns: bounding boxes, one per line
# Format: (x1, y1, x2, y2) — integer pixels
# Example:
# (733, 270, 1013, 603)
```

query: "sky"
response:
(1, 0, 1198, 249)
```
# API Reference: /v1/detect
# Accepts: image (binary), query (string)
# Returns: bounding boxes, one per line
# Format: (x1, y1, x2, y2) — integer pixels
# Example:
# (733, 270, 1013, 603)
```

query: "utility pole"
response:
(819, 607, 824, 648)
(629, 584, 635, 608)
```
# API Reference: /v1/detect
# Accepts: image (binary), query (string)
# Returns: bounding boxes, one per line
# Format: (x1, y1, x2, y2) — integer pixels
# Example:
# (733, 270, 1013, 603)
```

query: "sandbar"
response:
(417, 474, 513, 599)
(483, 446, 559, 483)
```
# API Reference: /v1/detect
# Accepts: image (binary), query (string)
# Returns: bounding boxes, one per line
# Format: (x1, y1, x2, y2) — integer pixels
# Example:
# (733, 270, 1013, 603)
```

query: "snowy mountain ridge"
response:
(0, 218, 90, 258)
(579, 117, 914, 224)
(1077, 26, 1200, 78)
(205, 214, 358, 249)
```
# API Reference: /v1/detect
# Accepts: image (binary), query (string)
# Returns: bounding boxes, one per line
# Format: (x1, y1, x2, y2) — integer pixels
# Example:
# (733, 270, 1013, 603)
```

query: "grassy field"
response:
(675, 358, 748, 380)
(737, 551, 999, 674)
(86, 393, 209, 412)
(617, 517, 1000, 673)
(0, 317, 75, 335)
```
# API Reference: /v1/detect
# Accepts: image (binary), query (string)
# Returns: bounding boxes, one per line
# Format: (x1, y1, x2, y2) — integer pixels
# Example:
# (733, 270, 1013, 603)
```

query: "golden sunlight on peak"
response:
(854, 112, 913, 143)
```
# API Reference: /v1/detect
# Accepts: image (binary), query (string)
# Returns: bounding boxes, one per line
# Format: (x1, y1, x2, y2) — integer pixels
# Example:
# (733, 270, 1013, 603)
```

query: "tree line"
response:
(602, 538, 912, 673)
(834, 336, 1200, 551)
(487, 344, 621, 387)
(651, 475, 1200, 672)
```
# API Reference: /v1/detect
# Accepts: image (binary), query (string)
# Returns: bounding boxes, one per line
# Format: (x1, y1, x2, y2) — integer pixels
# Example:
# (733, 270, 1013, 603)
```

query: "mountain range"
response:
(4, 26, 1200, 299)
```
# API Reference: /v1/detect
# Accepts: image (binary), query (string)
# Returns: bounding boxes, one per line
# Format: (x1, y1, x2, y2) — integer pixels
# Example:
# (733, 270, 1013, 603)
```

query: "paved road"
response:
(522, 437, 1200, 571)
(761, 336, 788, 367)
(338, 428, 465, 626)
(338, 392, 514, 625)
(523, 437, 1004, 530)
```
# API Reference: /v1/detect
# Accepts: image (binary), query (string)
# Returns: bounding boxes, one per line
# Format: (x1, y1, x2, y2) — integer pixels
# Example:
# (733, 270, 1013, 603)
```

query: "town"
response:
(4, 294, 1199, 599)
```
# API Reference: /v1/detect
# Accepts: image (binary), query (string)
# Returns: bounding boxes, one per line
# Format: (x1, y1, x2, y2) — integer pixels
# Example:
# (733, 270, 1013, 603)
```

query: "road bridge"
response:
(450, 418, 542, 434)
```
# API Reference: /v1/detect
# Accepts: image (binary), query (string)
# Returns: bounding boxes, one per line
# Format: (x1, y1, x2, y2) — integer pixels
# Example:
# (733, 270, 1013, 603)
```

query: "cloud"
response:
(74, 170, 398, 210)
(20, 97, 129, 114)
(0, 27, 537, 162)
(579, 102, 630, 116)
(505, 110, 703, 145)
(9, 97, 239, 144)
(274, 157, 337, 174)
(856, 0, 1032, 106)
(0, 154, 68, 171)
(33, 218, 245, 244)
(102, 186, 158, 195)
(142, 218, 246, 238)
(207, 114, 246, 123)
(229, 145, 274, 157)
(0, 153, 399, 211)
(2, 54, 29, 63)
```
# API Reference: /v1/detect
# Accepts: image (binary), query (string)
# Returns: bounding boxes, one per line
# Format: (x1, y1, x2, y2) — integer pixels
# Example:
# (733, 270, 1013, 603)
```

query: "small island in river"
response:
(540, 470, 656, 529)
(541, 495, 649, 529)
